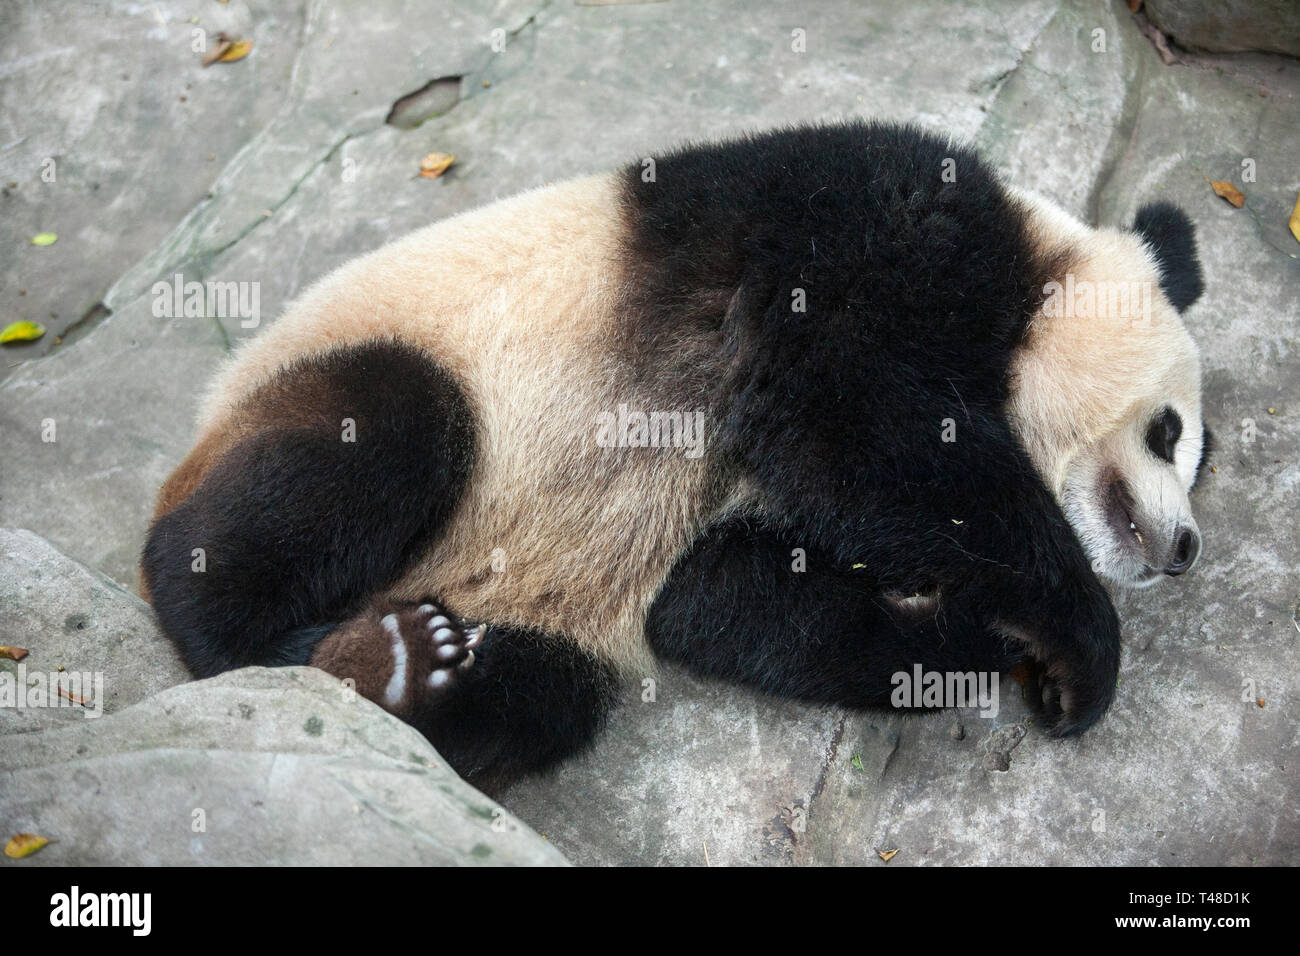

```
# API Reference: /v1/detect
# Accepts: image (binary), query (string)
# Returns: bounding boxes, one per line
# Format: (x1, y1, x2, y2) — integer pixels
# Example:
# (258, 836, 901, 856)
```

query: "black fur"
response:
(1193, 426, 1214, 488)
(1145, 407, 1182, 463)
(647, 515, 1024, 706)
(628, 122, 1121, 734)
(142, 340, 475, 676)
(1132, 201, 1205, 313)
(410, 626, 620, 793)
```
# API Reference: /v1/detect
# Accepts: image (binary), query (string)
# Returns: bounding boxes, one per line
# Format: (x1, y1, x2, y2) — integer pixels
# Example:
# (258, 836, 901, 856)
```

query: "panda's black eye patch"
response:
(1145, 407, 1182, 463)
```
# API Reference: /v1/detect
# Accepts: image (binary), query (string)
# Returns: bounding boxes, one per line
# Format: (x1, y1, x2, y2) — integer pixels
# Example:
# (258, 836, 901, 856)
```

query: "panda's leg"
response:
(309, 598, 620, 790)
(141, 339, 474, 677)
(646, 515, 1023, 710)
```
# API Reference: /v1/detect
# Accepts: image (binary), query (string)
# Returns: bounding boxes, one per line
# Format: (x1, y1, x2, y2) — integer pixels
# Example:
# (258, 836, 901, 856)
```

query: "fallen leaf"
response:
(1257, 698, 1266, 708)
(0, 321, 46, 344)
(419, 152, 455, 179)
(0, 646, 29, 661)
(57, 684, 90, 707)
(1207, 180, 1245, 208)
(219, 40, 253, 63)
(1008, 659, 1034, 688)
(201, 32, 233, 67)
(4, 834, 51, 859)
(30, 232, 57, 246)
(878, 848, 899, 863)
(1289, 190, 1300, 243)
(850, 562, 867, 569)
(850, 753, 864, 771)
(951, 518, 963, 525)
(1127, 0, 1143, 11)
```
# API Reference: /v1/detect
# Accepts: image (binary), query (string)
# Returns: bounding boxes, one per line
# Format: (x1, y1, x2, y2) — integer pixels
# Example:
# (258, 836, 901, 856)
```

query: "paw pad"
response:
(379, 600, 484, 708)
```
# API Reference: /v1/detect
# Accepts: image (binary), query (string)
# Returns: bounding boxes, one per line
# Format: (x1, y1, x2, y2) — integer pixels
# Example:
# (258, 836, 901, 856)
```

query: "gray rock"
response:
(1145, 0, 1300, 58)
(0, 0, 309, 363)
(981, 723, 1028, 756)
(983, 752, 1012, 772)
(0, 667, 568, 866)
(0, 528, 188, 734)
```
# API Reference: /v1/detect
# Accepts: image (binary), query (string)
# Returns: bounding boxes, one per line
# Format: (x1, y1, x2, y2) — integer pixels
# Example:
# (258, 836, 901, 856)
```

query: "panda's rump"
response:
(176, 173, 726, 673)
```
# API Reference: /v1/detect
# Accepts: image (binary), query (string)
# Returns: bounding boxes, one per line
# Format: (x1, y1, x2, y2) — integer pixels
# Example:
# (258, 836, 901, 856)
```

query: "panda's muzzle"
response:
(1103, 474, 1200, 577)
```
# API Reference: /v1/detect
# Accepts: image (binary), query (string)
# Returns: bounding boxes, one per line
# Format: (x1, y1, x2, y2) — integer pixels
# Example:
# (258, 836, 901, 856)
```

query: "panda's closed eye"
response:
(1145, 407, 1182, 463)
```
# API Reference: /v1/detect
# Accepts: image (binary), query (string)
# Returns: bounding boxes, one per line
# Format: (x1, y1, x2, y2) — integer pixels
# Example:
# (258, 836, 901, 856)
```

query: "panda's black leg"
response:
(311, 599, 620, 790)
(141, 340, 475, 677)
(646, 515, 1023, 711)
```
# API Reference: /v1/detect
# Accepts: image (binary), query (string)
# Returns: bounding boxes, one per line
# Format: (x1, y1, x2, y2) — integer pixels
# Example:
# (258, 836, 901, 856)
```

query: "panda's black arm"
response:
(647, 514, 1026, 708)
(716, 357, 1120, 733)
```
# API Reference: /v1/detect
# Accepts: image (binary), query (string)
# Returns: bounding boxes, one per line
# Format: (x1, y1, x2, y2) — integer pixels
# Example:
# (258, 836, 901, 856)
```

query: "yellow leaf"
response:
(30, 232, 57, 246)
(0, 321, 46, 343)
(1289, 190, 1300, 244)
(219, 40, 253, 63)
(877, 848, 899, 862)
(4, 834, 51, 858)
(1207, 180, 1245, 208)
(419, 152, 455, 179)
(0, 646, 29, 661)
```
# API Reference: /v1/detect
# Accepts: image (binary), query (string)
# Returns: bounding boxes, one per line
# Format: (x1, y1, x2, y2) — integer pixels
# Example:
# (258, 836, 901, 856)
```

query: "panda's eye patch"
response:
(1145, 407, 1182, 463)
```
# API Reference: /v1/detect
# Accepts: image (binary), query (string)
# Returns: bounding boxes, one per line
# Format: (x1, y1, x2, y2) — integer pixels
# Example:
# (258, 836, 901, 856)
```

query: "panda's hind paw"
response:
(372, 600, 483, 712)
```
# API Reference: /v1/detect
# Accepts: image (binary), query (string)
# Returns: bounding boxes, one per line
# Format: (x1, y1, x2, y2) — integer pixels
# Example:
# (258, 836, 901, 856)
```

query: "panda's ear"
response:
(1132, 202, 1205, 313)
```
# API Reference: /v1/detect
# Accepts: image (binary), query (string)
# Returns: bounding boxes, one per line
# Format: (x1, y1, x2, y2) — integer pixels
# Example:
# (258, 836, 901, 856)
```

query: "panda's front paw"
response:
(1026, 646, 1118, 737)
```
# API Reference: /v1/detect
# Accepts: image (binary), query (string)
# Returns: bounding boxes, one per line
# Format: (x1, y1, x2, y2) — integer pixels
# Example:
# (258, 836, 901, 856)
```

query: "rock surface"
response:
(2, 0, 1297, 866)
(1145, 0, 1300, 59)
(0, 536, 565, 867)
(0, 528, 188, 734)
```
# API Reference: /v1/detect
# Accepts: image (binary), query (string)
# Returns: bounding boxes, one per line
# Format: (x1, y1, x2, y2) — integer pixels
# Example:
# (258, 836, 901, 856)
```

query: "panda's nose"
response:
(1164, 526, 1200, 576)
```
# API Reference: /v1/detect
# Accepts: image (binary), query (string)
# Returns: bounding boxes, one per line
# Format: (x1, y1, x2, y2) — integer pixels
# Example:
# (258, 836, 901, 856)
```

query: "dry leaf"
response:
(219, 40, 253, 63)
(1289, 190, 1300, 244)
(30, 232, 57, 246)
(57, 684, 90, 707)
(5, 834, 51, 859)
(419, 152, 455, 179)
(878, 848, 899, 863)
(1207, 180, 1245, 208)
(1257, 698, 1266, 708)
(202, 32, 233, 67)
(1008, 659, 1034, 688)
(0, 646, 29, 661)
(1127, 0, 1143, 11)
(0, 321, 46, 344)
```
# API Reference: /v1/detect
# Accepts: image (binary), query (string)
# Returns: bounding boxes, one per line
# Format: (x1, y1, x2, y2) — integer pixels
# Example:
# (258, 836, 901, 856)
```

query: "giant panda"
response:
(141, 121, 1209, 790)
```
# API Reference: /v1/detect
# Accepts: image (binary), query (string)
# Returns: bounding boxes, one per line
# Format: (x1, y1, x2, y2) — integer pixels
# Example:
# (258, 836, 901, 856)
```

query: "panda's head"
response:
(1009, 195, 1209, 589)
